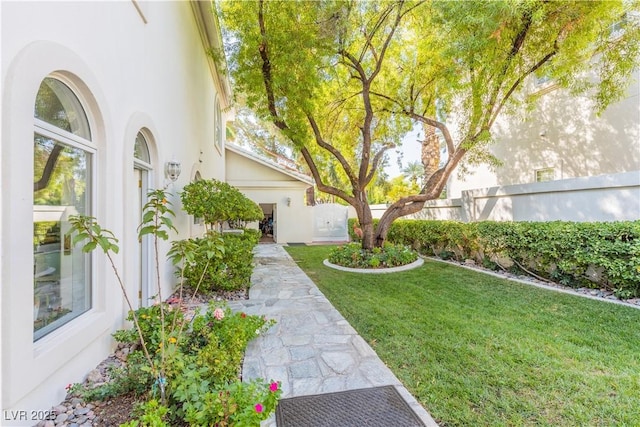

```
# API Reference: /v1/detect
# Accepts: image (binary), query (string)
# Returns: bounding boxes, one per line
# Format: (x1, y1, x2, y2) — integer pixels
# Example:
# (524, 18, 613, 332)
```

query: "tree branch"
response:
(258, 0, 287, 130)
(370, 89, 456, 160)
(306, 114, 359, 189)
(482, 11, 534, 129)
(364, 144, 394, 186)
(34, 144, 64, 192)
(299, 146, 355, 205)
(488, 49, 557, 128)
(379, 146, 467, 221)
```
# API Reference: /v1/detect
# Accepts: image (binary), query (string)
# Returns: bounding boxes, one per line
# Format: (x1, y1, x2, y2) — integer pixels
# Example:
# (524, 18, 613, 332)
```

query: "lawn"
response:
(285, 245, 640, 427)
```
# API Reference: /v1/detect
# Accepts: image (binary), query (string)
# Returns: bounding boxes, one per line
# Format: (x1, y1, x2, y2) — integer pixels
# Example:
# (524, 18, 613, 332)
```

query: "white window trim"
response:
(33, 83, 96, 342)
(535, 167, 556, 182)
(34, 118, 96, 153)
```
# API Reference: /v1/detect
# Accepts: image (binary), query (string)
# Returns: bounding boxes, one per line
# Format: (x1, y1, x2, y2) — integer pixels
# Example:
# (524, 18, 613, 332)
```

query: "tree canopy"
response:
(220, 0, 640, 248)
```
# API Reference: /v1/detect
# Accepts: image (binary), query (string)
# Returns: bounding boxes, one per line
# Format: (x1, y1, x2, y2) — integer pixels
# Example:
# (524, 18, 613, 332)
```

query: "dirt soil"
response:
(92, 393, 140, 426)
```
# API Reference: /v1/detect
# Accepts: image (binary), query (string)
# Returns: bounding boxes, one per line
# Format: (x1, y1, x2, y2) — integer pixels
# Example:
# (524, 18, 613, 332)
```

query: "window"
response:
(214, 97, 222, 151)
(134, 131, 151, 165)
(534, 74, 552, 87)
(535, 167, 555, 182)
(609, 13, 628, 38)
(134, 131, 152, 307)
(33, 77, 93, 340)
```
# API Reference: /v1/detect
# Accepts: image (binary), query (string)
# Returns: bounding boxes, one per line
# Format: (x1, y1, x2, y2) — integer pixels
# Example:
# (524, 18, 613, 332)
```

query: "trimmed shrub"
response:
(384, 219, 640, 298)
(182, 231, 258, 292)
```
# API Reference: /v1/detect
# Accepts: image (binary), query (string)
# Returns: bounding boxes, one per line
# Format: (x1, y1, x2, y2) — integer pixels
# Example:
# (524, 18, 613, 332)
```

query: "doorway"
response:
(259, 203, 276, 243)
(133, 131, 152, 307)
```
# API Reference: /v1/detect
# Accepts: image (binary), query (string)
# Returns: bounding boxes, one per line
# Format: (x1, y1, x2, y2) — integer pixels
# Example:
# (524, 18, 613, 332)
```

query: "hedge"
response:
(182, 229, 260, 292)
(348, 218, 640, 298)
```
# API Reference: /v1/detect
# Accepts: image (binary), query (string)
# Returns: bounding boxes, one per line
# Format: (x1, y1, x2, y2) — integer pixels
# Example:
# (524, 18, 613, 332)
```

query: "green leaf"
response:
(142, 210, 156, 223)
(73, 233, 89, 245)
(97, 236, 110, 252)
(139, 225, 156, 237)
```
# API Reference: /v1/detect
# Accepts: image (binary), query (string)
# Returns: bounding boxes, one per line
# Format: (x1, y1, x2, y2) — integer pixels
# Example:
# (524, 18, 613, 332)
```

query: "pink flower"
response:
(269, 382, 278, 392)
(255, 403, 263, 413)
(213, 308, 225, 320)
(65, 383, 72, 391)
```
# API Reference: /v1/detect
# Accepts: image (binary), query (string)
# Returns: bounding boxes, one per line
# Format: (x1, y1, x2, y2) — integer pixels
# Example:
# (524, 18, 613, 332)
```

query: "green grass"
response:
(285, 245, 640, 427)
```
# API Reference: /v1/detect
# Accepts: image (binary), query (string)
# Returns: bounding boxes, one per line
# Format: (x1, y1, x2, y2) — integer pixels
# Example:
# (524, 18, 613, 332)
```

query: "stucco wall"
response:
(448, 69, 640, 198)
(460, 171, 640, 222)
(225, 150, 314, 244)
(1, 1, 227, 422)
(413, 172, 640, 222)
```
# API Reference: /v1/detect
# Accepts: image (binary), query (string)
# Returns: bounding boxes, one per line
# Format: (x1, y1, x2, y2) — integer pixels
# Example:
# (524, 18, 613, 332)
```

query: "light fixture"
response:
(165, 161, 181, 182)
(286, 197, 291, 207)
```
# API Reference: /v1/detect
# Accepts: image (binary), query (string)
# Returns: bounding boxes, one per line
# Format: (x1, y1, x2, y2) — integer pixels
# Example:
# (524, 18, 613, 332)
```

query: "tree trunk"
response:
(421, 124, 440, 183)
(372, 147, 468, 247)
(353, 192, 375, 250)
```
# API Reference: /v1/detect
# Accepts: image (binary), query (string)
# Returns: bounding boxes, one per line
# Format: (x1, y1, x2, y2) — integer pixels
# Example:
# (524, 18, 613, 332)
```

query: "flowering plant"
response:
(68, 188, 281, 425)
(178, 379, 282, 426)
(328, 242, 418, 269)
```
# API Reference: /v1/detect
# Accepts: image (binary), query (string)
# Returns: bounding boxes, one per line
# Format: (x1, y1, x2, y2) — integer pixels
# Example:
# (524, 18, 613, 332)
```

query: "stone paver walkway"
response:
(228, 244, 438, 427)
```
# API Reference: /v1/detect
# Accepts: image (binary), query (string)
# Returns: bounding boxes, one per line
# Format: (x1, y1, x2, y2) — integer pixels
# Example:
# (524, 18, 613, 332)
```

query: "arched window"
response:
(134, 131, 151, 166)
(33, 77, 94, 340)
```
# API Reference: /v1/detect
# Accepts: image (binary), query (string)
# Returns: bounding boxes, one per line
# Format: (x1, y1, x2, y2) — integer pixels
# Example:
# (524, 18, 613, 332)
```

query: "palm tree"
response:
(401, 161, 425, 187)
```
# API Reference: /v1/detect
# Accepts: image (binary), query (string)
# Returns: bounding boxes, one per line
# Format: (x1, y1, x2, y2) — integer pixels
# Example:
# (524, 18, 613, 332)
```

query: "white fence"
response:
(312, 203, 349, 241)
(370, 171, 640, 222)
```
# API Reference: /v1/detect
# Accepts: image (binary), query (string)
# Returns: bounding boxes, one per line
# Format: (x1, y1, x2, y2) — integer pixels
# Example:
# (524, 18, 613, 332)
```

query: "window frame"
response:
(534, 167, 556, 183)
(134, 130, 152, 170)
(32, 78, 96, 341)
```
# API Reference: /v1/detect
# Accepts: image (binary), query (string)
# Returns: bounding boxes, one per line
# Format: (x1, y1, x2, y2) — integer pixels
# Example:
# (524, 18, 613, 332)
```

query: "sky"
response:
(385, 127, 423, 179)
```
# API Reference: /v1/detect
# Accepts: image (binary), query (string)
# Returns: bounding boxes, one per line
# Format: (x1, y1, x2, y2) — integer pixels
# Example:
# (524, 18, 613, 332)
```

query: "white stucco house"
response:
(225, 143, 314, 244)
(3, 0, 634, 420)
(1, 1, 235, 423)
(448, 70, 640, 198)
(413, 68, 640, 222)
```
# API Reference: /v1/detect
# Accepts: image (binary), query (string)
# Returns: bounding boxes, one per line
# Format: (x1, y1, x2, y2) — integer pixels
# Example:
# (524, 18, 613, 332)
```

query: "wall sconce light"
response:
(286, 197, 291, 207)
(165, 161, 181, 182)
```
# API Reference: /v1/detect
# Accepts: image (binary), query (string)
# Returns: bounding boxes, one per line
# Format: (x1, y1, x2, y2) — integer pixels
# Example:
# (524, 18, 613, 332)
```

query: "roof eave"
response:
(190, 0, 233, 108)
(226, 144, 315, 186)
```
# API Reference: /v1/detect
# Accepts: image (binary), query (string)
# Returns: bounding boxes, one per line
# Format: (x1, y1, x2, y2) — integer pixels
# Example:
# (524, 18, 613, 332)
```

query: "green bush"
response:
(384, 219, 640, 298)
(186, 305, 272, 384)
(113, 305, 184, 358)
(121, 399, 169, 427)
(182, 231, 258, 292)
(180, 179, 263, 231)
(328, 242, 418, 269)
(68, 191, 280, 426)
